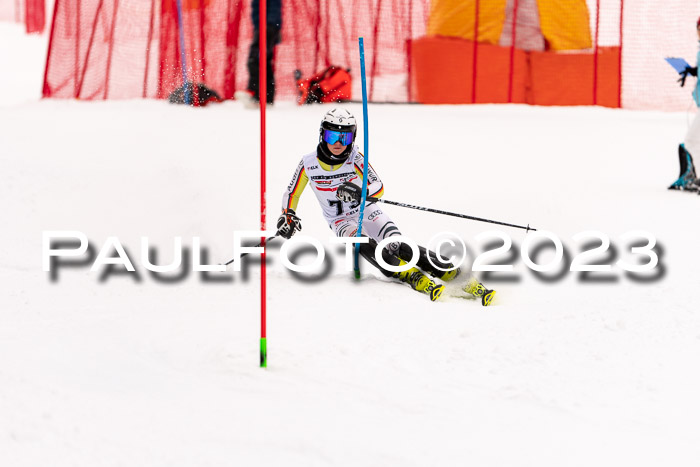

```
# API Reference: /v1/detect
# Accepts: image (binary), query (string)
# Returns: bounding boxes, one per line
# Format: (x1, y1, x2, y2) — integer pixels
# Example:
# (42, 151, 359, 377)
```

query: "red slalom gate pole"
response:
(259, 0, 268, 368)
(471, 0, 479, 103)
(618, 0, 624, 108)
(507, 0, 519, 103)
(593, 0, 600, 105)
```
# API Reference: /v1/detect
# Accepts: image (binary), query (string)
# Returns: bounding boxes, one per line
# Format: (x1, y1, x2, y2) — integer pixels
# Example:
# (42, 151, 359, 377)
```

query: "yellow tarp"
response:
(537, 0, 592, 50)
(427, 0, 592, 51)
(427, 0, 507, 44)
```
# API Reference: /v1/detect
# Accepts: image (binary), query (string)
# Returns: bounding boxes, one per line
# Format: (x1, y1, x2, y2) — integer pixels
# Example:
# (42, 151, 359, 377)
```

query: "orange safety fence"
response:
(411, 36, 620, 107)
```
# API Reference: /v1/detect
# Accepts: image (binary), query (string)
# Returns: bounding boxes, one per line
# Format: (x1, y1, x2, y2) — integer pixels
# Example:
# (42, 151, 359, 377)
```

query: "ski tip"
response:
(482, 290, 497, 306)
(429, 284, 445, 302)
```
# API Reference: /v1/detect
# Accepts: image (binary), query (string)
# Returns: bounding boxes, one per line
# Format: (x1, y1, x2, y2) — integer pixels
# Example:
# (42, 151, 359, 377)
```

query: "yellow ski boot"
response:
(464, 277, 496, 306)
(394, 267, 444, 302)
(438, 267, 461, 282)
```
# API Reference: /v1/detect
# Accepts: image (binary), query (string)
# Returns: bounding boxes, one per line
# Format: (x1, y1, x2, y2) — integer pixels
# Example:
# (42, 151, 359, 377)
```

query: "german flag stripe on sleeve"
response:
(370, 185, 384, 198)
(286, 167, 307, 210)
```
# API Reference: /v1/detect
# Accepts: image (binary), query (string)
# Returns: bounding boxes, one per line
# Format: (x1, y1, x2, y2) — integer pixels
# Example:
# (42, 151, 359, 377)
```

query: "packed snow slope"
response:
(2, 23, 700, 467)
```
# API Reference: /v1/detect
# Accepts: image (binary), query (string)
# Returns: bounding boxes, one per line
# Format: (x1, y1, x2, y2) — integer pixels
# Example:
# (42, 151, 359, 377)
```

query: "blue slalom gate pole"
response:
(175, 0, 190, 105)
(354, 37, 370, 279)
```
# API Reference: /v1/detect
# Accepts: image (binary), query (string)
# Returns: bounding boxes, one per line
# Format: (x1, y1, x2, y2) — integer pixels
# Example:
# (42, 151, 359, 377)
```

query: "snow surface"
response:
(2, 22, 700, 467)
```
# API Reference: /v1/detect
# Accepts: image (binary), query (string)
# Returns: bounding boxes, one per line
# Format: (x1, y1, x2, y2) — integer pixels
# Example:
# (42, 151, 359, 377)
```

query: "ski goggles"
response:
(322, 129, 354, 146)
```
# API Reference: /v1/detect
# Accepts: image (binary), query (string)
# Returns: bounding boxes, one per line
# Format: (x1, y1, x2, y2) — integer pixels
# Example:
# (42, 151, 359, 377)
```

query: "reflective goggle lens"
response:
(323, 129, 354, 146)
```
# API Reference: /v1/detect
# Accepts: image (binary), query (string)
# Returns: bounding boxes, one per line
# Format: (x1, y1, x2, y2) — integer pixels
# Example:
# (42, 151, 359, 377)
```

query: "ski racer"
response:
(276, 107, 495, 305)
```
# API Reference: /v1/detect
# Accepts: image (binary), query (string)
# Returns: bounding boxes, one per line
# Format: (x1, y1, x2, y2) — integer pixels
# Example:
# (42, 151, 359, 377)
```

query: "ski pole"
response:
(367, 197, 536, 232)
(222, 236, 278, 266)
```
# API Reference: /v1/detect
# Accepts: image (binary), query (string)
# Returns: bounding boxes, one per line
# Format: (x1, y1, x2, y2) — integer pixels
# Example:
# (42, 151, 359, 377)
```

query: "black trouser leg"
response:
(357, 238, 402, 278)
(247, 26, 280, 103)
(679, 144, 688, 176)
(354, 237, 452, 279)
(396, 244, 454, 278)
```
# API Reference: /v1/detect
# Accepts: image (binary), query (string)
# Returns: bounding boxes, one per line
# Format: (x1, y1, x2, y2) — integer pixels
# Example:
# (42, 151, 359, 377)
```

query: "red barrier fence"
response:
(0, 0, 45, 33)
(41, 0, 700, 110)
(43, 0, 428, 101)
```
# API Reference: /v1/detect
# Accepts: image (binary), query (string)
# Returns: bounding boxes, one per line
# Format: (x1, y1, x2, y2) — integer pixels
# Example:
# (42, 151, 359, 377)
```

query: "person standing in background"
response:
(669, 16, 700, 191)
(236, 0, 282, 107)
